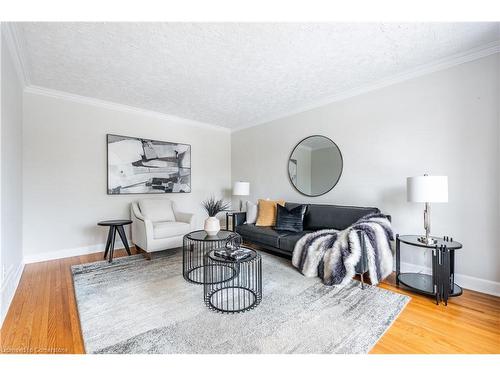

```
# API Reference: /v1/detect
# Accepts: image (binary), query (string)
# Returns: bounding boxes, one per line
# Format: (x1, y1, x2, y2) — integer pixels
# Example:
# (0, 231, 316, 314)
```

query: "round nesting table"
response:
(203, 247, 262, 314)
(97, 219, 132, 263)
(182, 230, 241, 284)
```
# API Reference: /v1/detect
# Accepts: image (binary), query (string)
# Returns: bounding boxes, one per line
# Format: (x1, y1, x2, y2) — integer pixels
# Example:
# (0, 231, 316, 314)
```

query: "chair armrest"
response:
(175, 211, 196, 230)
(233, 212, 247, 228)
(132, 204, 146, 221)
(131, 203, 154, 249)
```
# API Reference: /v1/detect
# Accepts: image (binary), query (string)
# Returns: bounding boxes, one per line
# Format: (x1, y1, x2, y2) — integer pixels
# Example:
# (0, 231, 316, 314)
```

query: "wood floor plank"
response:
(65, 257, 85, 354)
(47, 260, 58, 352)
(29, 261, 50, 353)
(1, 246, 499, 354)
(13, 263, 41, 351)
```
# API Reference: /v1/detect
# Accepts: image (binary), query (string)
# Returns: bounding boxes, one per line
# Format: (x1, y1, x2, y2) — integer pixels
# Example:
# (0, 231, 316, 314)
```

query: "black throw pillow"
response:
(275, 204, 307, 232)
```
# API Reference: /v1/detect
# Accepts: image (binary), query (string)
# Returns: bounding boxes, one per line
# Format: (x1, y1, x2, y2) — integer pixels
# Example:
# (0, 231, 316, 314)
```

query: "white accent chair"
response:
(130, 198, 195, 258)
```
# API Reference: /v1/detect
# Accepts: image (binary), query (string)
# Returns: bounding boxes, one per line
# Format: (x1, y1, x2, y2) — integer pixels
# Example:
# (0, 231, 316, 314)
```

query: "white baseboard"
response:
(399, 261, 500, 297)
(23, 240, 125, 264)
(1, 262, 25, 329)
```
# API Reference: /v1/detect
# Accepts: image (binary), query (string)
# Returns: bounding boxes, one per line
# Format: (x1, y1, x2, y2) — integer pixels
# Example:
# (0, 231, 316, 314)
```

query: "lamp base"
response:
(417, 236, 437, 245)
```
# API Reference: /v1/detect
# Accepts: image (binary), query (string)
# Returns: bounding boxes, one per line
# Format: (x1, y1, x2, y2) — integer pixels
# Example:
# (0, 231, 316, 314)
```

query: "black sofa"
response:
(234, 202, 384, 287)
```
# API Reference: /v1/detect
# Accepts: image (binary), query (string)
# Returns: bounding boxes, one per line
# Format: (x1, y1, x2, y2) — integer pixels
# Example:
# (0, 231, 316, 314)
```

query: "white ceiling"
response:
(14, 22, 500, 129)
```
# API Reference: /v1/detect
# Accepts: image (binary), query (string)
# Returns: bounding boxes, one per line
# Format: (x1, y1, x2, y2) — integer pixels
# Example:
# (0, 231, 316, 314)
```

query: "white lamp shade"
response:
(407, 175, 448, 203)
(233, 181, 250, 196)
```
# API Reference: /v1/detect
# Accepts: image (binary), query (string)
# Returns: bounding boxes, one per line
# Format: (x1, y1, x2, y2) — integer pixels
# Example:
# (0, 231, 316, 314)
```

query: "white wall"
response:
(232, 54, 500, 295)
(23, 92, 231, 262)
(1, 26, 24, 326)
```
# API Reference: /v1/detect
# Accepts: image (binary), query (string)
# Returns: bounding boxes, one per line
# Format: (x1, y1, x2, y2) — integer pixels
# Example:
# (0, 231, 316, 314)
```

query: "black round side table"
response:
(98, 220, 133, 263)
(182, 230, 240, 284)
(396, 234, 463, 305)
(203, 247, 262, 313)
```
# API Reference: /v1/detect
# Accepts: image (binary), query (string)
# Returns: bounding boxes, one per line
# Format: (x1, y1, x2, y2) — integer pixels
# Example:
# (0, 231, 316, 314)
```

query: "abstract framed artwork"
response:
(107, 134, 191, 194)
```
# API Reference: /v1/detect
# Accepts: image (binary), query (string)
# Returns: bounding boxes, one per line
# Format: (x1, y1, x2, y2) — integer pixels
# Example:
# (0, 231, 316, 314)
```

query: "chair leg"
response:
(360, 272, 365, 290)
(136, 246, 152, 260)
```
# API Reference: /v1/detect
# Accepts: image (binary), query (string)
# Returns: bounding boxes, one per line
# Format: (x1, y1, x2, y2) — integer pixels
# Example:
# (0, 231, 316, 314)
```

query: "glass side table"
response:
(396, 234, 463, 305)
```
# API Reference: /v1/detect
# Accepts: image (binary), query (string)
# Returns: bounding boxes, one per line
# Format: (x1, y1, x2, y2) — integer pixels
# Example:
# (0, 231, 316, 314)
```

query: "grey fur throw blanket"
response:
(292, 213, 394, 287)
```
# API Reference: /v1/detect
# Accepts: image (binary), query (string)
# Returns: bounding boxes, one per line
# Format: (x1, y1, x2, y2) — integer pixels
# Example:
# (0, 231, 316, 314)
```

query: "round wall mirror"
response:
(288, 135, 343, 197)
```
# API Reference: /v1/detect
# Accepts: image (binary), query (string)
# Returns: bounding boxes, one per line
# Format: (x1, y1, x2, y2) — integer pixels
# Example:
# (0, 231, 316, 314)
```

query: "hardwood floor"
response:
(1, 246, 499, 354)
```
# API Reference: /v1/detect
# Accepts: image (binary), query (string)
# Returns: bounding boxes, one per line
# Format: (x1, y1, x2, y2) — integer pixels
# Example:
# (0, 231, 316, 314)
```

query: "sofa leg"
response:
(360, 273, 365, 290)
(136, 246, 152, 260)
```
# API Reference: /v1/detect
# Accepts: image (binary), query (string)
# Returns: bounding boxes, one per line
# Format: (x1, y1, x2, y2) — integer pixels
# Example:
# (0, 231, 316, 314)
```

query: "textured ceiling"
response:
(15, 22, 500, 129)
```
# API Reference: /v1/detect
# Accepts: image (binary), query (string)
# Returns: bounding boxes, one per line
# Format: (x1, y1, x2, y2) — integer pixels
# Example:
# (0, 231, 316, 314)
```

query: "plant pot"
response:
(204, 216, 220, 236)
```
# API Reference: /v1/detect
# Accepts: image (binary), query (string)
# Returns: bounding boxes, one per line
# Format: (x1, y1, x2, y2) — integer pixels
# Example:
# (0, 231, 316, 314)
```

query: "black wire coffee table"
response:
(203, 247, 262, 313)
(182, 230, 241, 284)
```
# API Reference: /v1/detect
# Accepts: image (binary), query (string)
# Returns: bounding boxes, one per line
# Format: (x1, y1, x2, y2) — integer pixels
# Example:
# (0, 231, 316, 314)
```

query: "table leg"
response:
(437, 246, 444, 306)
(103, 227, 113, 260)
(226, 212, 229, 231)
(108, 226, 117, 263)
(116, 225, 131, 256)
(433, 247, 439, 305)
(443, 247, 449, 306)
(450, 249, 455, 293)
(395, 235, 400, 286)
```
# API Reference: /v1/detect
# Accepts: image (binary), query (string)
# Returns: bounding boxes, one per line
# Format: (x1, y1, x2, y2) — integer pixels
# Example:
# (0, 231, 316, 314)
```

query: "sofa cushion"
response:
(286, 202, 379, 230)
(235, 224, 287, 248)
(275, 204, 306, 232)
(256, 199, 285, 227)
(153, 221, 190, 239)
(245, 201, 258, 224)
(279, 231, 312, 253)
(139, 199, 176, 222)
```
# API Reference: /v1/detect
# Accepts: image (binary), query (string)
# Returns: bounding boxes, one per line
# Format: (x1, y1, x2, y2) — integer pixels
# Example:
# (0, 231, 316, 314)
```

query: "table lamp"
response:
(407, 174, 448, 245)
(233, 181, 250, 211)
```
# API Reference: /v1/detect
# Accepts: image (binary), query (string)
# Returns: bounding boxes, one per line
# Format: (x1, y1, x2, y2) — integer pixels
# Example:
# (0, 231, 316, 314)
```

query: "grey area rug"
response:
(72, 249, 409, 354)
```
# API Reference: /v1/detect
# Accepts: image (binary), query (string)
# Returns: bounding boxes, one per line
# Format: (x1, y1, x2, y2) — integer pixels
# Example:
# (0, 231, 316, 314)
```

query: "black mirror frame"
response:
(287, 134, 343, 197)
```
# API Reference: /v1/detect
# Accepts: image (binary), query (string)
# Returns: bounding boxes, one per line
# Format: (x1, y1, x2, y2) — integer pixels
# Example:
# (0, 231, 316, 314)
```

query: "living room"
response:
(0, 1, 499, 371)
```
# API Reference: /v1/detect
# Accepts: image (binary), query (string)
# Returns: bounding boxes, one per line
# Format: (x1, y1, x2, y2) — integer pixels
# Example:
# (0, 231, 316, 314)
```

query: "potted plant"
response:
(201, 197, 230, 236)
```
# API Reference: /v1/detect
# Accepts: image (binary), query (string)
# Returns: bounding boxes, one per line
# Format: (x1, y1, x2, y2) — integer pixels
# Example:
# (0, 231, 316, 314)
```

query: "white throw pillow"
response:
(245, 201, 258, 224)
(138, 199, 176, 222)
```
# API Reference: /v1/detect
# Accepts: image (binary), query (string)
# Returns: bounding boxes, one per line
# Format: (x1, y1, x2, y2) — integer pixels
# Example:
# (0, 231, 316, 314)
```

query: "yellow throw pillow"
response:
(256, 199, 285, 227)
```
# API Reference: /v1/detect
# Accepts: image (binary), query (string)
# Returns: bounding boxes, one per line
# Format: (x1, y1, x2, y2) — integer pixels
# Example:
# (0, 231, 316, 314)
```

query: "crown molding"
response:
(231, 39, 500, 133)
(1, 22, 30, 87)
(24, 85, 231, 133)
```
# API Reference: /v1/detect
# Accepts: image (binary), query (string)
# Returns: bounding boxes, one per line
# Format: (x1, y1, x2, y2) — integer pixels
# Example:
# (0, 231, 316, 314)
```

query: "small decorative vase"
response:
(204, 216, 220, 236)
